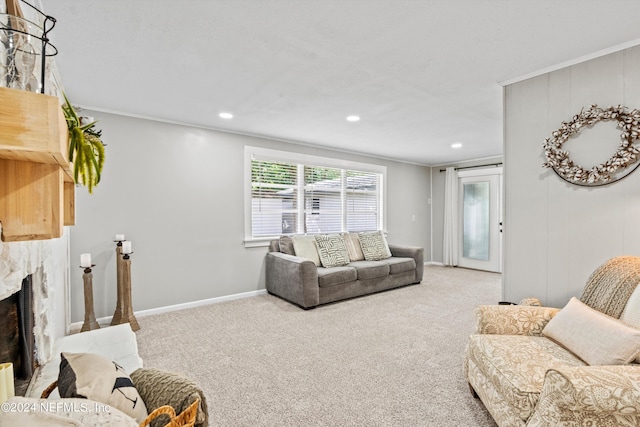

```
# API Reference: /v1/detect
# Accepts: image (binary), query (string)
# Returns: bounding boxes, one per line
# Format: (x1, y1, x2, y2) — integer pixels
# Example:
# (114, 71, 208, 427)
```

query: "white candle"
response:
(5, 363, 13, 401)
(80, 253, 92, 267)
(0, 362, 14, 404)
(115, 234, 125, 241)
(122, 241, 132, 254)
(0, 363, 6, 404)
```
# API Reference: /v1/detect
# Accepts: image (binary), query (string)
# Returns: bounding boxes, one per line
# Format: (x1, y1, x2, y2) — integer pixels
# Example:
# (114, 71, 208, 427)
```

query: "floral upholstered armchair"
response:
(464, 256, 640, 427)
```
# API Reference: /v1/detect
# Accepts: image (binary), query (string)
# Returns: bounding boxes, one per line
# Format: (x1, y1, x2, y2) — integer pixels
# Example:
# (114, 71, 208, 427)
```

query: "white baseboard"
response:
(68, 289, 268, 333)
(425, 261, 444, 266)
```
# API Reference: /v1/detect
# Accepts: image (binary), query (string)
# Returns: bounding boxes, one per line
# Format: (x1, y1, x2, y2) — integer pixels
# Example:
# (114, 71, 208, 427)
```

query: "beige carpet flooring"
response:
(135, 265, 499, 426)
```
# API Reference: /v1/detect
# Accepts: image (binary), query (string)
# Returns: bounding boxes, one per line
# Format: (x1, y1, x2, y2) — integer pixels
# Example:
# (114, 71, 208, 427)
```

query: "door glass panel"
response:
(462, 181, 490, 260)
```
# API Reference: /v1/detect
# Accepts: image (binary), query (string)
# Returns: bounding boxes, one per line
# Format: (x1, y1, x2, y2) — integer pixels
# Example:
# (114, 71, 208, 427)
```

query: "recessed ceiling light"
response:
(451, 143, 463, 149)
(346, 115, 360, 122)
(219, 112, 233, 119)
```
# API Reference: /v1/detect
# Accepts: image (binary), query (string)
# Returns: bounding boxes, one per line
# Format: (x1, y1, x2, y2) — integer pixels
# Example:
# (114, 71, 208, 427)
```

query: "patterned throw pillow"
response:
(315, 234, 351, 267)
(358, 231, 392, 261)
(58, 352, 148, 423)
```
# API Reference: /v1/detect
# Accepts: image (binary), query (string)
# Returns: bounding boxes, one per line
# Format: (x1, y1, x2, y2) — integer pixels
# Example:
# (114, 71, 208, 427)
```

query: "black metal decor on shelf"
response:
(1, 0, 57, 94)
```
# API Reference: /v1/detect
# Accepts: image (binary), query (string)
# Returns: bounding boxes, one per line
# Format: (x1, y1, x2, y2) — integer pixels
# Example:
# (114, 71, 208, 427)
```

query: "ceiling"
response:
(40, 0, 640, 166)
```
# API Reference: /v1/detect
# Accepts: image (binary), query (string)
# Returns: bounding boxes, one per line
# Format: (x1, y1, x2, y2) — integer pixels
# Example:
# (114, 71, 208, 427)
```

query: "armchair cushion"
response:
(466, 335, 584, 422)
(527, 365, 640, 426)
(542, 297, 640, 365)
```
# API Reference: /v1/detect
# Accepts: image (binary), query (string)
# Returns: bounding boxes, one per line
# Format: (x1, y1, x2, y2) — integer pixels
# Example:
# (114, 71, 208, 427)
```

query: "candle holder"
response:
(80, 265, 100, 332)
(120, 252, 140, 331)
(111, 240, 125, 325)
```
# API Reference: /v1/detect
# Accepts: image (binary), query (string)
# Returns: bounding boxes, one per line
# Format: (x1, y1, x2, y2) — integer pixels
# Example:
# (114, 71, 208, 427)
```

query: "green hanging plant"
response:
(62, 92, 105, 193)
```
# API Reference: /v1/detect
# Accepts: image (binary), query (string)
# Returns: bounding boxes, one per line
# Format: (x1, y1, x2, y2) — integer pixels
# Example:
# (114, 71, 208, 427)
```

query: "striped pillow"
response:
(342, 233, 364, 262)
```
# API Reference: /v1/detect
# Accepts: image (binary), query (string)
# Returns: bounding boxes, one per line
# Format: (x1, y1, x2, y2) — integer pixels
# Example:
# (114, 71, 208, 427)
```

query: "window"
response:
(245, 147, 386, 245)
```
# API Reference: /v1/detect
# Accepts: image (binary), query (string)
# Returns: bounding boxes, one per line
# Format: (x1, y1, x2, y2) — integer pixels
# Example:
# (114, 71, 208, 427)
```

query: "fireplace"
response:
(0, 275, 35, 395)
(0, 235, 70, 396)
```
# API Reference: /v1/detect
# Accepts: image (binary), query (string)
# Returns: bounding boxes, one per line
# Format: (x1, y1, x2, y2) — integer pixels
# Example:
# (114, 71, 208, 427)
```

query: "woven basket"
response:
(139, 398, 200, 427)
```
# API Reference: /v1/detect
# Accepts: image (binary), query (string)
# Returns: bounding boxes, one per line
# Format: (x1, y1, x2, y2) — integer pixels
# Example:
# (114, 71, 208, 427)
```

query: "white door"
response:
(458, 168, 502, 272)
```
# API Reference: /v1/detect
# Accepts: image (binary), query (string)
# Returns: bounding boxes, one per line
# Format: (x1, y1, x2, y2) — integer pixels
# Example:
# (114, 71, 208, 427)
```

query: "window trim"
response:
(244, 146, 387, 247)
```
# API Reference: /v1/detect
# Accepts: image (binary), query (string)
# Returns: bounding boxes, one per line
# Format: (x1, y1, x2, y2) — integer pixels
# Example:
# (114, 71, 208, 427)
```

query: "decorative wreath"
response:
(542, 104, 640, 186)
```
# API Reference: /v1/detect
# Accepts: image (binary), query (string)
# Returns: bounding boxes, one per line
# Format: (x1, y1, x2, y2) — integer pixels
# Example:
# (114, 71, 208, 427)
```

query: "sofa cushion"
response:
(315, 234, 350, 267)
(292, 235, 321, 266)
(466, 334, 585, 422)
(348, 260, 390, 280)
(358, 231, 392, 261)
(542, 297, 640, 365)
(317, 266, 357, 288)
(342, 233, 365, 261)
(385, 257, 416, 275)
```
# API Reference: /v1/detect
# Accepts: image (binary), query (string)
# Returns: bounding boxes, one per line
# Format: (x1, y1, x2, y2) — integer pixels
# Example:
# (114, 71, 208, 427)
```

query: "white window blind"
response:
(304, 165, 342, 234)
(346, 170, 380, 232)
(249, 151, 384, 239)
(251, 160, 298, 237)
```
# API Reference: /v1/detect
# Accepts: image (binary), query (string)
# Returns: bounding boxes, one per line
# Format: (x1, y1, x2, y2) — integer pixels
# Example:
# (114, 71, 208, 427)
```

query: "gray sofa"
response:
(266, 237, 424, 309)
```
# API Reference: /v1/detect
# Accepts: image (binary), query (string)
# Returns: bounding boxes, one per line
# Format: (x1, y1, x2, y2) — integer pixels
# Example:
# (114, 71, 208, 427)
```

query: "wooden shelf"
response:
(0, 87, 75, 242)
(0, 87, 72, 180)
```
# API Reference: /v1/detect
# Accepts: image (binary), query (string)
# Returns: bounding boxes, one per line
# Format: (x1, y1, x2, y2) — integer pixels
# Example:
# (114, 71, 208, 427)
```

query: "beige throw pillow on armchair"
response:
(542, 297, 640, 365)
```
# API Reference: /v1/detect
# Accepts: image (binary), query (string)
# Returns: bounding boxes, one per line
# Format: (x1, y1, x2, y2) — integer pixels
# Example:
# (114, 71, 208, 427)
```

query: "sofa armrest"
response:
(266, 252, 319, 308)
(474, 305, 560, 336)
(131, 368, 208, 427)
(528, 365, 640, 426)
(388, 245, 424, 283)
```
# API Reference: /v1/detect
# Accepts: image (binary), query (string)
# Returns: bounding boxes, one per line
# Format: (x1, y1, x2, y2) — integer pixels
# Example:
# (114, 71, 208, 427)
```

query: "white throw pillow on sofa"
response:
(292, 235, 321, 266)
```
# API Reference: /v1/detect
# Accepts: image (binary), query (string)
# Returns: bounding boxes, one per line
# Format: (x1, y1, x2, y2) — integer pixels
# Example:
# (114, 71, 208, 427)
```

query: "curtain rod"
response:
(438, 162, 502, 172)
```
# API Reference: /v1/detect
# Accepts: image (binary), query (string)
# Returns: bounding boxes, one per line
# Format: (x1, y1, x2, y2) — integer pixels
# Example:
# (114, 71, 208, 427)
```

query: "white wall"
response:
(69, 113, 431, 322)
(503, 45, 640, 307)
